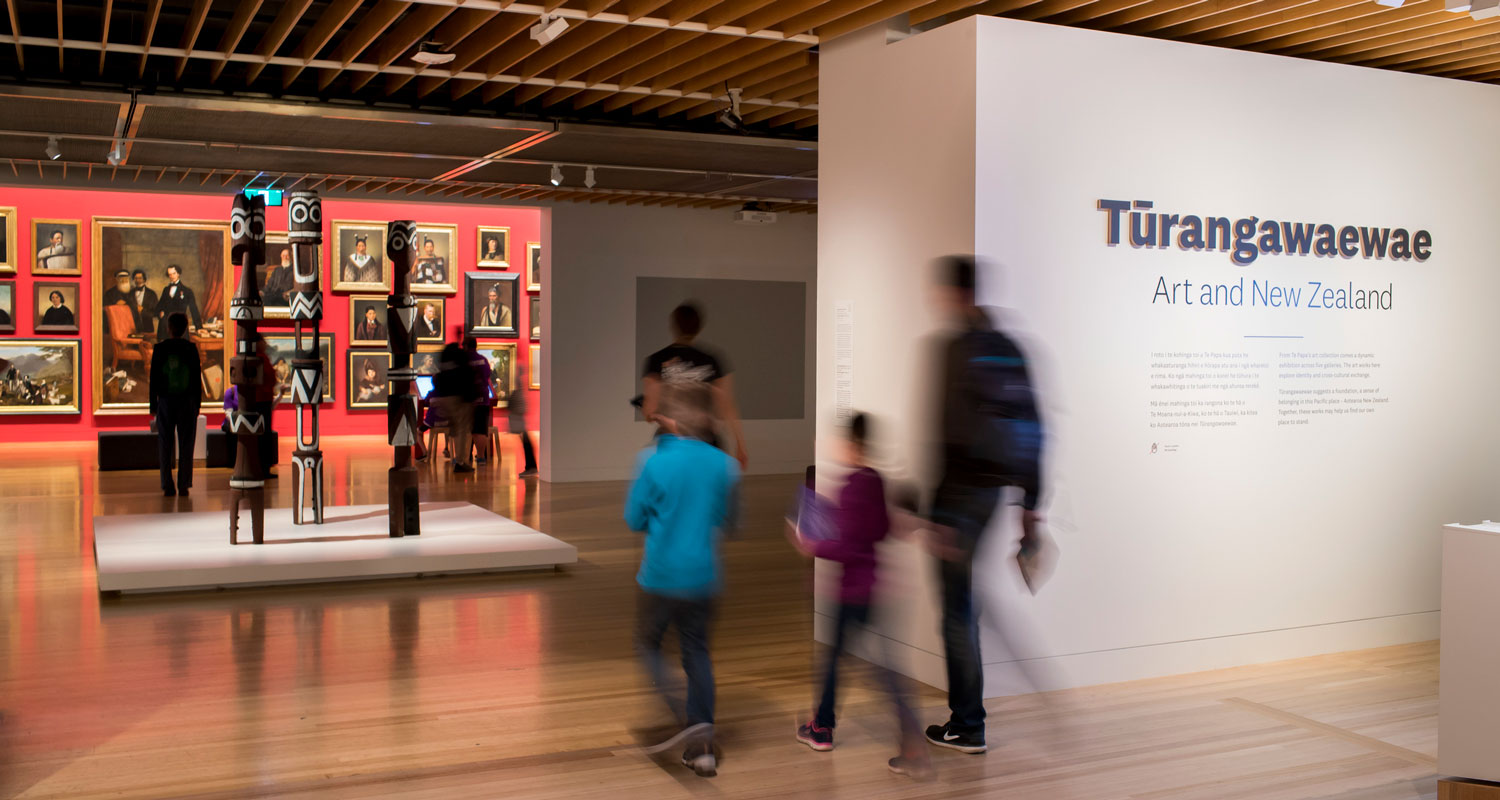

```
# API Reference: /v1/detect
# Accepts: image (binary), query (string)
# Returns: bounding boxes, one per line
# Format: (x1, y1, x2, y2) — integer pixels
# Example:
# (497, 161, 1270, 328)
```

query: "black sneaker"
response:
(682, 741, 717, 777)
(925, 722, 986, 754)
(795, 720, 833, 751)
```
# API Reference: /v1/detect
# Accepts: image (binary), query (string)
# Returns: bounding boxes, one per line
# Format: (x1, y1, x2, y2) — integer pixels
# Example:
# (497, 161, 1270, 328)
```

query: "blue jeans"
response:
(813, 602, 919, 744)
(636, 591, 716, 727)
(931, 480, 1001, 734)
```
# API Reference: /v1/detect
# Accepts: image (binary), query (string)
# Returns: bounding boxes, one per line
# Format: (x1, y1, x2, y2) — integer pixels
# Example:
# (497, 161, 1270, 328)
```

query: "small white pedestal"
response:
(1439, 521, 1500, 783)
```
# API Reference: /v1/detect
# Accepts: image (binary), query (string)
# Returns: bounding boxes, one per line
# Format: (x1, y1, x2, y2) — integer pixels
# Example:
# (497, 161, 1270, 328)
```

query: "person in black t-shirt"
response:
(641, 302, 747, 468)
(150, 313, 202, 497)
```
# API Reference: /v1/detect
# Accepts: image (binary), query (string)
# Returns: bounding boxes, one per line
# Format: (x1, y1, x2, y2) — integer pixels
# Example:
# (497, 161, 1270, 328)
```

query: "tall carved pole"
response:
(228, 194, 268, 545)
(288, 191, 325, 524)
(386, 220, 421, 538)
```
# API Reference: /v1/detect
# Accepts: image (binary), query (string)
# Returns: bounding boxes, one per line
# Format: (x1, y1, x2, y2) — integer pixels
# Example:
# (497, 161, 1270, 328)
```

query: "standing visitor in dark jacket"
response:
(433, 343, 476, 473)
(150, 313, 201, 497)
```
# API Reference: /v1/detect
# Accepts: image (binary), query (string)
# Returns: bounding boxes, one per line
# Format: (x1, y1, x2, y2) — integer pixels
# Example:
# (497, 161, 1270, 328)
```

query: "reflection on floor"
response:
(0, 437, 1439, 799)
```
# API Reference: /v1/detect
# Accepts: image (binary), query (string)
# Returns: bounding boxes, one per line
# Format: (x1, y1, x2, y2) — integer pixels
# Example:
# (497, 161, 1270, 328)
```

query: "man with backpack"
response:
(924, 255, 1045, 755)
(150, 312, 202, 497)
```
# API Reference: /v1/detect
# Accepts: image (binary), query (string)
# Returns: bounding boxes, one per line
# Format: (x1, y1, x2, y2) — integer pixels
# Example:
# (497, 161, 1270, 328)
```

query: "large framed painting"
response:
(348, 295, 388, 346)
(0, 280, 15, 333)
(529, 295, 541, 341)
(414, 343, 442, 376)
(331, 221, 388, 292)
(92, 217, 230, 414)
(0, 339, 80, 413)
(256, 233, 310, 320)
(476, 342, 516, 409)
(465, 272, 519, 338)
(31, 218, 81, 276)
(415, 298, 445, 342)
(476, 226, 510, 268)
(529, 344, 541, 389)
(411, 223, 457, 296)
(33, 281, 80, 334)
(262, 332, 335, 405)
(526, 242, 541, 292)
(348, 350, 390, 409)
(0, 206, 15, 275)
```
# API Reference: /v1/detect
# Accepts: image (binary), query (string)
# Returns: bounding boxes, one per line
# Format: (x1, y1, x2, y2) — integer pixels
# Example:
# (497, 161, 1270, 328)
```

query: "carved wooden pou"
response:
(288, 190, 324, 525)
(386, 220, 421, 538)
(228, 193, 267, 544)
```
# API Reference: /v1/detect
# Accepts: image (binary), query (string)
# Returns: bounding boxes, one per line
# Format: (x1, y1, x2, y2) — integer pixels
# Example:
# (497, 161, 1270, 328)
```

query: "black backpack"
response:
(961, 328, 1043, 492)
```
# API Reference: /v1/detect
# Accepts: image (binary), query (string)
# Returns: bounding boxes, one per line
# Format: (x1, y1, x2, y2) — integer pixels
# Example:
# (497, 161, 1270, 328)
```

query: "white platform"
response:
(93, 501, 577, 593)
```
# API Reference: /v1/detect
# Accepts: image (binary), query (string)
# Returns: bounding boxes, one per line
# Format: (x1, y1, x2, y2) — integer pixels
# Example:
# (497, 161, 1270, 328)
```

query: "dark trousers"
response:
(931, 480, 1001, 734)
(813, 602, 919, 742)
(155, 398, 198, 492)
(636, 591, 716, 727)
(518, 431, 537, 471)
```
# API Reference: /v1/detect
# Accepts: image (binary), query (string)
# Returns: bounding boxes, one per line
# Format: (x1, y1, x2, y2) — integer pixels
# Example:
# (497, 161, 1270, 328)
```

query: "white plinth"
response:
(94, 501, 577, 593)
(1439, 521, 1500, 783)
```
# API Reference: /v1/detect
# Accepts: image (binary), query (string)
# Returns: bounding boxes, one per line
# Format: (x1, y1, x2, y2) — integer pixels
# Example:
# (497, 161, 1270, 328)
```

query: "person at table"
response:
(130, 269, 159, 335)
(263, 246, 295, 307)
(342, 234, 381, 284)
(355, 306, 386, 342)
(36, 229, 75, 271)
(156, 264, 200, 339)
(40, 290, 75, 327)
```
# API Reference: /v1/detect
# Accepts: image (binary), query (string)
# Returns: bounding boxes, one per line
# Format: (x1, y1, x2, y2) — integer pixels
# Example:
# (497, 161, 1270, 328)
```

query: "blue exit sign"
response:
(243, 188, 284, 206)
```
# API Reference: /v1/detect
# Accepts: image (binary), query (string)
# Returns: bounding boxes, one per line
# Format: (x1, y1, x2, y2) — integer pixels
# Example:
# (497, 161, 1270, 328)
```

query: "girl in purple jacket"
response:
(789, 413, 932, 779)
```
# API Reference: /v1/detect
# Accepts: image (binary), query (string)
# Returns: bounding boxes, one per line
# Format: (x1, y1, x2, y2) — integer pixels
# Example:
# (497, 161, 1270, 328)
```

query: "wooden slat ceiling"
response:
(0, 0, 1491, 139)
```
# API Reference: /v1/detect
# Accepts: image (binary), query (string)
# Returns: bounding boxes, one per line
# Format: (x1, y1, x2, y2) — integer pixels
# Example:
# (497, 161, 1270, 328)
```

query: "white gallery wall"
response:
(546, 202, 817, 483)
(819, 15, 1500, 693)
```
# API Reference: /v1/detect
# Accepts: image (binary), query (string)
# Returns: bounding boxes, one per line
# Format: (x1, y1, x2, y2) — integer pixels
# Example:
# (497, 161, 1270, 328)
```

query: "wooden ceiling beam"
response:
(1016, 0, 1127, 24)
(136, 0, 163, 78)
(741, 63, 817, 96)
(679, 40, 804, 95)
(1057, 0, 1203, 30)
(381, 7, 500, 92)
(173, 0, 212, 79)
(415, 13, 530, 97)
(584, 29, 695, 86)
(540, 26, 668, 95)
(519, 20, 620, 80)
(762, 108, 819, 128)
(4, 0, 22, 70)
(316, 0, 411, 91)
(782, 0, 892, 38)
(1174, 1, 1366, 45)
(347, 2, 459, 91)
(1131, 0, 1328, 40)
(648, 36, 777, 92)
(616, 31, 730, 91)
(768, 76, 817, 103)
(208, 0, 262, 82)
(245, 0, 315, 84)
(743, 0, 826, 34)
(1109, 0, 1266, 36)
(664, 0, 730, 24)
(571, 88, 618, 110)
(1354, 31, 1500, 73)
(1278, 14, 1473, 61)
(1207, 2, 1405, 49)
(623, 0, 675, 21)
(660, 51, 806, 116)
(537, 85, 590, 106)
(98, 0, 113, 73)
(281, 0, 363, 87)
(704, 0, 778, 29)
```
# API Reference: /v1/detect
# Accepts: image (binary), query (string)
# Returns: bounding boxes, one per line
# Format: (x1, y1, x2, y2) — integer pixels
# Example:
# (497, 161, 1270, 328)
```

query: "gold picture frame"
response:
(348, 350, 390, 409)
(31, 218, 82, 276)
(528, 344, 541, 389)
(261, 332, 336, 405)
(0, 206, 16, 275)
(415, 298, 445, 343)
(33, 281, 81, 334)
(526, 242, 541, 292)
(476, 341, 516, 409)
(349, 294, 389, 347)
(256, 232, 314, 320)
(477, 226, 510, 268)
(0, 338, 81, 414)
(411, 223, 458, 296)
(414, 343, 443, 376)
(331, 221, 390, 293)
(0, 280, 15, 333)
(92, 217, 231, 414)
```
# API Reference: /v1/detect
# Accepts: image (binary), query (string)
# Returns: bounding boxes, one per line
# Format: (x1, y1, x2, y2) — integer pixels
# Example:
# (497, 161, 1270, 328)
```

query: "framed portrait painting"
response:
(529, 295, 541, 341)
(477, 226, 510, 268)
(414, 343, 443, 376)
(349, 295, 388, 346)
(529, 344, 541, 389)
(465, 272, 519, 338)
(31, 219, 81, 276)
(0, 206, 15, 275)
(256, 233, 311, 319)
(415, 298, 445, 342)
(348, 350, 390, 409)
(526, 242, 541, 291)
(410, 223, 457, 295)
(0, 280, 14, 333)
(476, 342, 515, 408)
(33, 281, 80, 334)
(0, 339, 81, 413)
(92, 217, 231, 413)
(331, 221, 388, 292)
(261, 332, 335, 405)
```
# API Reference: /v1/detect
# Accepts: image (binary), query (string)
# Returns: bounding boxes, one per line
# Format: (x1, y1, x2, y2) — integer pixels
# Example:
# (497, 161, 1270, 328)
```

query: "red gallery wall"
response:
(0, 186, 543, 442)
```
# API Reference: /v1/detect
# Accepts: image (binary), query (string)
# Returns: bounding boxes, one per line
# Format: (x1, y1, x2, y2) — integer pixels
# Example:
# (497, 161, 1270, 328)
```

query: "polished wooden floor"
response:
(0, 438, 1441, 799)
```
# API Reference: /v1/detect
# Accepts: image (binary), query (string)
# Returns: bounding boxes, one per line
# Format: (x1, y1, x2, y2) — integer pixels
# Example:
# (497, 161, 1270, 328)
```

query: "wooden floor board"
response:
(0, 438, 1442, 799)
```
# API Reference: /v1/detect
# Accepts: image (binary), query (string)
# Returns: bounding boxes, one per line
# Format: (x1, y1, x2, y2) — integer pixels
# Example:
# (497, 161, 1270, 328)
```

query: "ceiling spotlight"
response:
(550, 164, 563, 186)
(1447, 0, 1472, 11)
(1374, 0, 1405, 6)
(1473, 0, 1500, 17)
(107, 145, 124, 166)
(530, 14, 569, 45)
(44, 136, 61, 160)
(717, 87, 745, 133)
(411, 40, 455, 65)
(584, 166, 596, 189)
